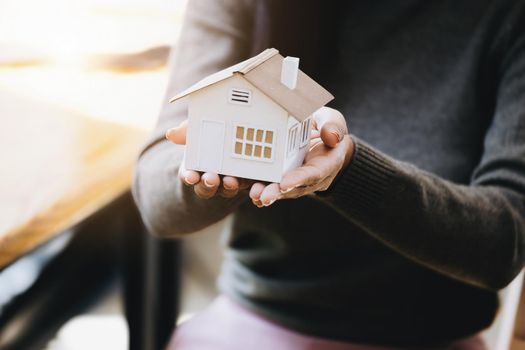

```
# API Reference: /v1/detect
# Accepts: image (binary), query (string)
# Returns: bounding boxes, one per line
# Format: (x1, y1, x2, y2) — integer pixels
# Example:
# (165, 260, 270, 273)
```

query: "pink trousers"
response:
(167, 296, 486, 350)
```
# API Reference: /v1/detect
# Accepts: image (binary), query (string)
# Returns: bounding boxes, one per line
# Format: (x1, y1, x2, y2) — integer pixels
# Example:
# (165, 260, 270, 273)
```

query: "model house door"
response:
(198, 120, 225, 173)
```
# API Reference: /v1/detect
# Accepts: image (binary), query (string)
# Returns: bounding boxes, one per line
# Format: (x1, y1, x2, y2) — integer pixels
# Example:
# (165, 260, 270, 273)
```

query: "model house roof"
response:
(169, 48, 334, 121)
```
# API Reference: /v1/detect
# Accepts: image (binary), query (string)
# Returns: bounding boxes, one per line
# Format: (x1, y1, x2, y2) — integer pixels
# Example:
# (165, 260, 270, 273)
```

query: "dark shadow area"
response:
(0, 191, 181, 350)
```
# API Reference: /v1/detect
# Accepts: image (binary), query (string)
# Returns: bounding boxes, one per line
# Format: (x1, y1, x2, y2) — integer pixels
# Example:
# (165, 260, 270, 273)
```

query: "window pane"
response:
(256, 130, 263, 142)
(254, 145, 262, 157)
(245, 143, 253, 156)
(247, 128, 254, 141)
(265, 131, 273, 144)
(236, 127, 244, 139)
(235, 142, 243, 154)
(264, 146, 272, 159)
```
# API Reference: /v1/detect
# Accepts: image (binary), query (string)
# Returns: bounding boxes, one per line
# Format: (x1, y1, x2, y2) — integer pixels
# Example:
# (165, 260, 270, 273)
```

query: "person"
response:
(132, 0, 525, 349)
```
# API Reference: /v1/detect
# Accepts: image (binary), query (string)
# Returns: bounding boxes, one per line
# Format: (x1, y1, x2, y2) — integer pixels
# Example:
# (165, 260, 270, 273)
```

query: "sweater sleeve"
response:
(132, 0, 255, 237)
(319, 18, 525, 291)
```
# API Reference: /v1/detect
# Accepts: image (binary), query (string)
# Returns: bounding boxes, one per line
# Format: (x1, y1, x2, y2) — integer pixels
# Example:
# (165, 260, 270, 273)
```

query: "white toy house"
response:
(170, 48, 334, 183)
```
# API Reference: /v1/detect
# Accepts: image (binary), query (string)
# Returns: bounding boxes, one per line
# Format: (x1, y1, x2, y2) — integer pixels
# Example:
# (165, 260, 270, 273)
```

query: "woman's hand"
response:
(249, 107, 354, 207)
(166, 121, 254, 199)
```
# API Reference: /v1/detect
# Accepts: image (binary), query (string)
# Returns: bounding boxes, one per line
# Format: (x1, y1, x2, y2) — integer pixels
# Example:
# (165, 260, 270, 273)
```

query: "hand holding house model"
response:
(169, 48, 334, 183)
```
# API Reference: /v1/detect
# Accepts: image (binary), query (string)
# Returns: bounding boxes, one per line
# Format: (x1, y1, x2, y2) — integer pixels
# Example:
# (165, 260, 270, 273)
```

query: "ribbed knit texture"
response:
(320, 138, 400, 214)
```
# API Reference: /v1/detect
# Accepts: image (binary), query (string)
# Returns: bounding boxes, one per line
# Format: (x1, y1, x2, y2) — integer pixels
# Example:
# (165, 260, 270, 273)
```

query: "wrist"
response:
(343, 135, 355, 168)
(332, 135, 355, 185)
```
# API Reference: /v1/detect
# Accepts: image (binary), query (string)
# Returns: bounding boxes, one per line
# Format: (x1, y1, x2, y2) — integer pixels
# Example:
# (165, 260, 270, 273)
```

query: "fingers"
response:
(166, 120, 188, 145)
(194, 172, 220, 199)
(313, 107, 348, 148)
(320, 122, 346, 148)
(259, 183, 281, 206)
(182, 171, 246, 199)
(249, 182, 266, 207)
(180, 169, 200, 186)
(279, 165, 323, 193)
(178, 160, 201, 185)
(220, 176, 240, 198)
(179, 167, 251, 199)
(260, 183, 281, 207)
(278, 178, 331, 200)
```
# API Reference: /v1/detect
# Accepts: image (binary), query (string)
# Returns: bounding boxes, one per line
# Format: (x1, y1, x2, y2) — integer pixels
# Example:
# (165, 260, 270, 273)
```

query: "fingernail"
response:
(184, 176, 197, 185)
(203, 179, 214, 188)
(332, 131, 343, 142)
(263, 198, 279, 207)
(280, 185, 300, 194)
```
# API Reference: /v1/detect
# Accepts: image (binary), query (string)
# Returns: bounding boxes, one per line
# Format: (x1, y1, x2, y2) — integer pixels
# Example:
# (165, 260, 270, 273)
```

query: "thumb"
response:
(166, 120, 188, 145)
(313, 107, 348, 148)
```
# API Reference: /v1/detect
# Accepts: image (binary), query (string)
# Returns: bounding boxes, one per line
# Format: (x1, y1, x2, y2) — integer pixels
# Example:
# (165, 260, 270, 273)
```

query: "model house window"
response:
(287, 124, 300, 157)
(229, 88, 251, 105)
(299, 118, 311, 147)
(233, 125, 274, 162)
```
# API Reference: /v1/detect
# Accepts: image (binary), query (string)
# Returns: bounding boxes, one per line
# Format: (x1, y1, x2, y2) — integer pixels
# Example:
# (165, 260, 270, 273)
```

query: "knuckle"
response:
(194, 190, 206, 199)
(284, 188, 303, 199)
(308, 168, 323, 184)
(289, 191, 303, 199)
(318, 179, 333, 192)
(194, 185, 214, 199)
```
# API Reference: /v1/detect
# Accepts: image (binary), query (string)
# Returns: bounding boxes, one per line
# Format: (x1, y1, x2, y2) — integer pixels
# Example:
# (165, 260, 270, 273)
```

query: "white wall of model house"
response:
(186, 75, 287, 183)
(185, 73, 312, 183)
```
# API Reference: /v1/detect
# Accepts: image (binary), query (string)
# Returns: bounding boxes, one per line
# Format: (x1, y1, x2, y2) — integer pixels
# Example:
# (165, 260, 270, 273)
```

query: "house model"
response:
(169, 48, 334, 183)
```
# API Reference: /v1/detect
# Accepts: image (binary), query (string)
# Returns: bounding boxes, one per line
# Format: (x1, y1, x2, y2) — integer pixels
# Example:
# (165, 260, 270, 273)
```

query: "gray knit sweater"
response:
(132, 0, 525, 347)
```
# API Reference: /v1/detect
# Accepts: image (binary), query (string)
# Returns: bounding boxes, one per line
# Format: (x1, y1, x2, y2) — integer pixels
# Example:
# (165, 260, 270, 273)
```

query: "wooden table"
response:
(0, 87, 179, 350)
(0, 88, 147, 268)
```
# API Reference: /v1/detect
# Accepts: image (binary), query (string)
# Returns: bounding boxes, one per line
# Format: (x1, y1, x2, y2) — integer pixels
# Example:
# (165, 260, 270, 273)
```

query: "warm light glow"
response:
(0, 0, 187, 129)
(0, 4, 190, 348)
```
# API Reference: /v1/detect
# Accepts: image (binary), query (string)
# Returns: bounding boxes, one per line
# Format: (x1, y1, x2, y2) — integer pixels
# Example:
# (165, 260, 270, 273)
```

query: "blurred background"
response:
(2, 1, 525, 350)
(0, 0, 225, 349)
(0, 0, 182, 129)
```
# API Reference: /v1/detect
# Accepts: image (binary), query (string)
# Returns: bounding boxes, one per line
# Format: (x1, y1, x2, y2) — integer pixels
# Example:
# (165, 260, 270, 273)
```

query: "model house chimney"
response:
(280, 56, 299, 90)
